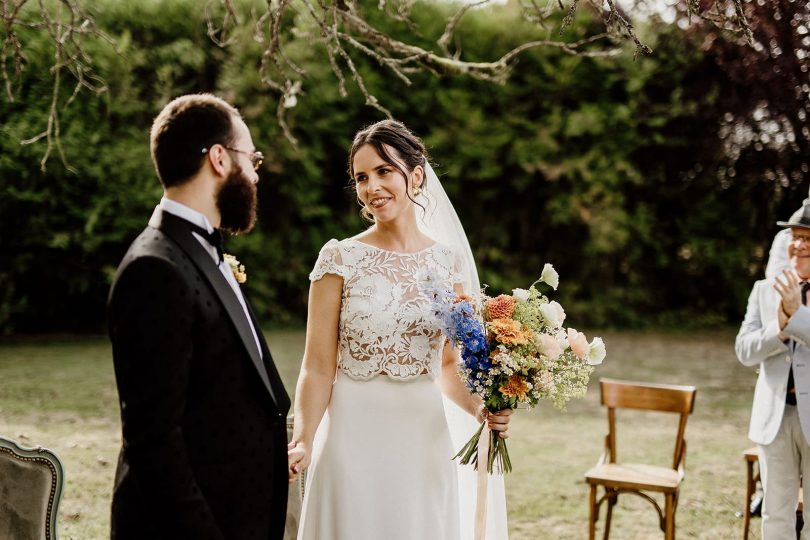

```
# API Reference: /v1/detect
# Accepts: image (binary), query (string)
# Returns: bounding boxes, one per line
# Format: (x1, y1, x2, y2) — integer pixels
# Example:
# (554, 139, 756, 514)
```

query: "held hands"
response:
(476, 405, 513, 439)
(287, 441, 309, 484)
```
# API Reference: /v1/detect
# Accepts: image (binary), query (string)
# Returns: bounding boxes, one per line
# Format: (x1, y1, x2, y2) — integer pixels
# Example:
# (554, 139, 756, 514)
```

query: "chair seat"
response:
(585, 462, 681, 492)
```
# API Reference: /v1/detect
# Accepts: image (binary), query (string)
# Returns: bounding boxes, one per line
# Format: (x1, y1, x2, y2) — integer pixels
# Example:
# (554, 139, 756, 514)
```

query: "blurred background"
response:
(2, 0, 808, 334)
(1, 1, 809, 537)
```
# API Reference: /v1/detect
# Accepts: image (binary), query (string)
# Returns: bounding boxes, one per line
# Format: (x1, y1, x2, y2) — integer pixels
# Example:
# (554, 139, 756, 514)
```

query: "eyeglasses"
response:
(201, 145, 264, 171)
(791, 235, 810, 246)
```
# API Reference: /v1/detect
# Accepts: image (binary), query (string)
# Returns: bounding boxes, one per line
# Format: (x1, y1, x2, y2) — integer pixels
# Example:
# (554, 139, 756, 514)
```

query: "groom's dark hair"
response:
(150, 94, 241, 188)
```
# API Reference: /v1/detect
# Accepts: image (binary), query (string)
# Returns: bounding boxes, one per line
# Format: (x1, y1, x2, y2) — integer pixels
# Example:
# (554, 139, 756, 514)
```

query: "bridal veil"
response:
(416, 162, 509, 540)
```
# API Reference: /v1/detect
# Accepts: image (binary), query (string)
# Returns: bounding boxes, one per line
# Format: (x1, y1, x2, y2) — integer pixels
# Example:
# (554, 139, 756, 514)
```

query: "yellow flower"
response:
(500, 375, 530, 400)
(224, 253, 247, 284)
(487, 318, 530, 346)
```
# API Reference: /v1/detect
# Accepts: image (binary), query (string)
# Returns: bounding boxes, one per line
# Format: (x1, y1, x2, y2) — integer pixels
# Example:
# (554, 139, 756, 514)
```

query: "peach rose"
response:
(536, 333, 564, 361)
(567, 328, 590, 360)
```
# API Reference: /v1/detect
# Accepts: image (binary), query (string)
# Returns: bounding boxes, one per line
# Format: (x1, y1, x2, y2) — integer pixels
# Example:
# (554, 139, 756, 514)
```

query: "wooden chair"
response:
(0, 436, 64, 540)
(742, 447, 762, 540)
(742, 446, 803, 540)
(584, 378, 697, 540)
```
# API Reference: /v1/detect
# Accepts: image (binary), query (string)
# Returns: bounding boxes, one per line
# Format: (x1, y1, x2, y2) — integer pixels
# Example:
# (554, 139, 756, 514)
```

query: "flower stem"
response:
(453, 421, 485, 466)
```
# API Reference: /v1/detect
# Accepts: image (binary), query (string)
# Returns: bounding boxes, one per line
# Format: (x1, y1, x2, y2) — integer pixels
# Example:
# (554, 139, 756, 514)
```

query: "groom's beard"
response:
(217, 166, 257, 235)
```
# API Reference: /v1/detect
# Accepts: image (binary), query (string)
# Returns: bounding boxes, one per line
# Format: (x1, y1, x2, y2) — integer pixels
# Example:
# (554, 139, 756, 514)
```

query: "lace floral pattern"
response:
(309, 238, 464, 380)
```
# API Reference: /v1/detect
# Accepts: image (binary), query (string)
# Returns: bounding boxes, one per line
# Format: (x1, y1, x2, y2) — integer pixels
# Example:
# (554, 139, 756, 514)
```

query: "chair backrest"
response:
(0, 436, 64, 540)
(599, 378, 697, 470)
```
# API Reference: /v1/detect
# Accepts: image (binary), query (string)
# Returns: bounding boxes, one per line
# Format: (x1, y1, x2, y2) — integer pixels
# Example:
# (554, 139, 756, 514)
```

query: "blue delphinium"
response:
(420, 271, 490, 390)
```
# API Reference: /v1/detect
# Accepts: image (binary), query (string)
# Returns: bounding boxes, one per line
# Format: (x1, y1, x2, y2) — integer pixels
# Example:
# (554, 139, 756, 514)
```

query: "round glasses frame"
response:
(790, 235, 810, 246)
(201, 145, 264, 171)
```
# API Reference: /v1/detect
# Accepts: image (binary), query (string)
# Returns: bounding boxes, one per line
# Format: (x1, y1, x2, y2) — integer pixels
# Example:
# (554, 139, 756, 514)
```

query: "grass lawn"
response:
(0, 329, 765, 539)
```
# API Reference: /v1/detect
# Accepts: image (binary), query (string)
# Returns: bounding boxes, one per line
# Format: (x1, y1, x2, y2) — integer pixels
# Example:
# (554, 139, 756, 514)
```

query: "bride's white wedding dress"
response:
(298, 237, 504, 540)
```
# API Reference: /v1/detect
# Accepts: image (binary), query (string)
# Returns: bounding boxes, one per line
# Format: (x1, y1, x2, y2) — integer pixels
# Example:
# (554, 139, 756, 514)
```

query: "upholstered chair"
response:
(0, 436, 64, 540)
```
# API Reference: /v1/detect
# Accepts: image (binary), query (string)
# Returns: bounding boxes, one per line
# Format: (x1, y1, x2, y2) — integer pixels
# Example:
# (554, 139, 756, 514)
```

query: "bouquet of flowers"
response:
(423, 263, 606, 474)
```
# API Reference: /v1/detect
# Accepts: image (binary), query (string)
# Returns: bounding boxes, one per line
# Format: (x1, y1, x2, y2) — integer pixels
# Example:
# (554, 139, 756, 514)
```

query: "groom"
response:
(107, 94, 291, 539)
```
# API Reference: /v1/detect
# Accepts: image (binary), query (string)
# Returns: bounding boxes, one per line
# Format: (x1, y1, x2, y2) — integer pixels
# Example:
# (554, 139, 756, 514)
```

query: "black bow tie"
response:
(803, 282, 810, 305)
(186, 222, 223, 264)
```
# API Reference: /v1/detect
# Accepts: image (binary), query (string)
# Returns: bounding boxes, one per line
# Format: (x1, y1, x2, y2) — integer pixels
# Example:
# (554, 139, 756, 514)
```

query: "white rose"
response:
(588, 337, 606, 366)
(512, 288, 531, 302)
(540, 263, 559, 290)
(539, 301, 566, 329)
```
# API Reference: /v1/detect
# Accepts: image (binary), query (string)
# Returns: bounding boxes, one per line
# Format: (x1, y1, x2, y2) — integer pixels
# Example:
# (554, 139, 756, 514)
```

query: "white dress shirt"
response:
(159, 197, 263, 358)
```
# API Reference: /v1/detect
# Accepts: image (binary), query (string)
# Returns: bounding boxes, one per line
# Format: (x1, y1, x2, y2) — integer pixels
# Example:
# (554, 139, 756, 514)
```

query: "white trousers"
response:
(760, 405, 810, 539)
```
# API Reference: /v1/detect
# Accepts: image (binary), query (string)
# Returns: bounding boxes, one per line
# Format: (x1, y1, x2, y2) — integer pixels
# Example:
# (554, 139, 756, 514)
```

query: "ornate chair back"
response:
(0, 436, 64, 540)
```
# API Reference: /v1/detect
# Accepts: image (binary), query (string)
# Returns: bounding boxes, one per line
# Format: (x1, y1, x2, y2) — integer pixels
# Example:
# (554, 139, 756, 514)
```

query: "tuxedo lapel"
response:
(148, 209, 280, 406)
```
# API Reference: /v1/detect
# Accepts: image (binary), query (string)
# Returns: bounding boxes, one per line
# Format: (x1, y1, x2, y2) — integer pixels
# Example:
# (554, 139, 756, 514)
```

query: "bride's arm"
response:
(437, 284, 513, 438)
(438, 342, 512, 438)
(288, 273, 342, 477)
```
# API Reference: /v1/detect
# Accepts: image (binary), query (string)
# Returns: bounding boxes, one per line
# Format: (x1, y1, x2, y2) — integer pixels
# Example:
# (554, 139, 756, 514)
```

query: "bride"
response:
(287, 120, 511, 540)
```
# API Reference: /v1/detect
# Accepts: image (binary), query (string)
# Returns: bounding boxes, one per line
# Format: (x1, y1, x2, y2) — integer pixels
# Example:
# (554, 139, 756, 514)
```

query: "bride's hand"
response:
(288, 441, 310, 483)
(476, 406, 514, 439)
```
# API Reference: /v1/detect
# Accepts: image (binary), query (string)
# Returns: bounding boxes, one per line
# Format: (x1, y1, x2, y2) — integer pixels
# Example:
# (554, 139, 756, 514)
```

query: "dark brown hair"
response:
(150, 94, 240, 188)
(348, 120, 429, 221)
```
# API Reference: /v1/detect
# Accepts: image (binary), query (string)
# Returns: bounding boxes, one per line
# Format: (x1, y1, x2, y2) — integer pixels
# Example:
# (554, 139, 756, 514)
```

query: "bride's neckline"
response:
(350, 237, 437, 255)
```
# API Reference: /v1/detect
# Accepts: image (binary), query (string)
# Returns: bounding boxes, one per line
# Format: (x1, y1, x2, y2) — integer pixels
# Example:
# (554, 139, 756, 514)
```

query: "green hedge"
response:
(0, 0, 799, 332)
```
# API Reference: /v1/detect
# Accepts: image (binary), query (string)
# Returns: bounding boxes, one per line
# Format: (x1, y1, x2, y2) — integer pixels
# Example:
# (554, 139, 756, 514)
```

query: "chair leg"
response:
(744, 459, 754, 540)
(589, 485, 597, 540)
(664, 493, 675, 540)
(603, 489, 617, 540)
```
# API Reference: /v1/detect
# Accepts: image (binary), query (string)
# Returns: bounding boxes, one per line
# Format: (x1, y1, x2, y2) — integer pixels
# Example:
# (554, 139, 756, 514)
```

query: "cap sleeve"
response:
(309, 239, 349, 282)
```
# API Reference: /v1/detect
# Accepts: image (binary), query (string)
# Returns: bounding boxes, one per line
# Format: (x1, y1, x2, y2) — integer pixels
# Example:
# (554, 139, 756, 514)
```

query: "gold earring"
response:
(413, 186, 422, 196)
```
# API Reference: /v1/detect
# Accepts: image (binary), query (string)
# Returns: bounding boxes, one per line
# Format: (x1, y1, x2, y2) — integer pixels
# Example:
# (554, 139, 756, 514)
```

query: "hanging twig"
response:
(4, 0, 762, 157)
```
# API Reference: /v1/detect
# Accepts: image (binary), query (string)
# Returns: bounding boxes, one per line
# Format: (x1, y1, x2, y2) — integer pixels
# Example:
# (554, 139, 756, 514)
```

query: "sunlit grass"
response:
(0, 329, 764, 539)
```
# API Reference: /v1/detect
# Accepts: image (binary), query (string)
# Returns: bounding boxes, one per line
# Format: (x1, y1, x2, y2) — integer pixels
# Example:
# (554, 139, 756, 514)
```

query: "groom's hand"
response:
(287, 441, 308, 483)
(485, 408, 513, 439)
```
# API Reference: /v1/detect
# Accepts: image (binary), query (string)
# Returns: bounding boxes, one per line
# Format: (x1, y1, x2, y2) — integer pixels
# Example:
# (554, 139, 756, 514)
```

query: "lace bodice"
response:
(309, 238, 464, 381)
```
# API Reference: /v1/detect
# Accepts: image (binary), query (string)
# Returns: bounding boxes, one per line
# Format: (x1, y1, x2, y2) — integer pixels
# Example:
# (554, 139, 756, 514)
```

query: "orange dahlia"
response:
(486, 294, 517, 320)
(487, 318, 530, 346)
(500, 375, 530, 400)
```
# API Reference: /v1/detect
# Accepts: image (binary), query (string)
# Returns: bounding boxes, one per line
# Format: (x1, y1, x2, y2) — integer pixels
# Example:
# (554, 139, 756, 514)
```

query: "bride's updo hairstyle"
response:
(348, 119, 429, 221)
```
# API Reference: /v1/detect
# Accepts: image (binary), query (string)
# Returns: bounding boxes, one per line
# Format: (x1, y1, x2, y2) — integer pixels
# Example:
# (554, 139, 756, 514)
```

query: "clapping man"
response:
(737, 199, 810, 539)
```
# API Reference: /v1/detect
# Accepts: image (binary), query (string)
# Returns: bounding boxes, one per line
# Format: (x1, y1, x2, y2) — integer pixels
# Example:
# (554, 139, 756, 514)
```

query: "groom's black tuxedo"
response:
(107, 209, 291, 540)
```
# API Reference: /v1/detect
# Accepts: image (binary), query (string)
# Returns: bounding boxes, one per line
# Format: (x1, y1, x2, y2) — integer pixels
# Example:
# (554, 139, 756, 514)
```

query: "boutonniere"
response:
(224, 253, 247, 284)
